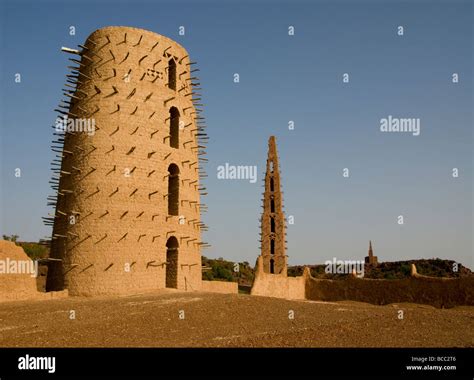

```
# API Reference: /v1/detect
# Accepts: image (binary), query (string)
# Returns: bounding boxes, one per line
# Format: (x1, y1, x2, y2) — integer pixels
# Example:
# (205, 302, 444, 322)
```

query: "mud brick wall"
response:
(305, 273, 474, 308)
(0, 241, 39, 301)
(251, 257, 305, 299)
(201, 280, 238, 294)
(46, 26, 204, 296)
(0, 241, 68, 302)
(251, 256, 473, 308)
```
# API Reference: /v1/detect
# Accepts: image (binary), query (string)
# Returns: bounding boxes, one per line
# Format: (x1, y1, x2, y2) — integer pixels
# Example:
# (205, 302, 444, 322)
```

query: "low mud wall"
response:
(305, 271, 474, 308)
(0, 240, 68, 303)
(201, 280, 238, 294)
(250, 257, 305, 300)
(250, 255, 473, 308)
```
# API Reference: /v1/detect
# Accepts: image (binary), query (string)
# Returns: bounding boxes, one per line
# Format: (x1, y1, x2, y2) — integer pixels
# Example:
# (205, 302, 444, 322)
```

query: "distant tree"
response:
(400, 263, 411, 277)
(202, 271, 214, 281)
(2, 234, 19, 243)
(20, 243, 48, 260)
(213, 266, 234, 282)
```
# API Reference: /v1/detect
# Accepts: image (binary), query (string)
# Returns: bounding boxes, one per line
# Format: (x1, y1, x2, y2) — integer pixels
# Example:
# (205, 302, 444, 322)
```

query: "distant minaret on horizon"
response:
(365, 240, 378, 265)
(259, 136, 287, 275)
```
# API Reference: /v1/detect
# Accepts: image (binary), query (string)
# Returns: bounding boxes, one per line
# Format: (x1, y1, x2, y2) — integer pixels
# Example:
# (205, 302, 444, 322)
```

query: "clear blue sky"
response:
(0, 0, 472, 268)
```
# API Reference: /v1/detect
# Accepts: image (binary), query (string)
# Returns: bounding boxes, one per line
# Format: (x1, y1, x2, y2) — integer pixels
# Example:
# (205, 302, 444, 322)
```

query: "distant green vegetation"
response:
(202, 258, 234, 282)
(202, 256, 254, 285)
(2, 234, 19, 242)
(288, 259, 471, 279)
(365, 259, 466, 279)
(19, 242, 49, 260)
(2, 235, 49, 260)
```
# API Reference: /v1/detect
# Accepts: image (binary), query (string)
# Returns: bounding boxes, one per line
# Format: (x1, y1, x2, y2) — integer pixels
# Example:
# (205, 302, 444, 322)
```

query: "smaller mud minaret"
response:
(259, 136, 287, 275)
(365, 240, 378, 265)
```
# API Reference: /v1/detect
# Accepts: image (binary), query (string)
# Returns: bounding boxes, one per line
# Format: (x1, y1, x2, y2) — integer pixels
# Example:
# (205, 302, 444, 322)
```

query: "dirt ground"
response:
(0, 290, 472, 347)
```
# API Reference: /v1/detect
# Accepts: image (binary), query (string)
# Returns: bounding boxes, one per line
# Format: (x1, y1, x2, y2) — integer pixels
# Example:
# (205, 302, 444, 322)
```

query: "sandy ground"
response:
(0, 290, 472, 347)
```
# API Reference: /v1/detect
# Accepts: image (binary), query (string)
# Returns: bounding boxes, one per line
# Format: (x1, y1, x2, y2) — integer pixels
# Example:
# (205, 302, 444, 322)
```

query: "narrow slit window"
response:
(169, 107, 180, 149)
(168, 164, 179, 215)
(168, 59, 177, 90)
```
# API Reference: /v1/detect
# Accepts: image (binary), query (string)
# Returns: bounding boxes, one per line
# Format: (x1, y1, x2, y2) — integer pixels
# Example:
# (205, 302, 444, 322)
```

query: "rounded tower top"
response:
(85, 25, 189, 57)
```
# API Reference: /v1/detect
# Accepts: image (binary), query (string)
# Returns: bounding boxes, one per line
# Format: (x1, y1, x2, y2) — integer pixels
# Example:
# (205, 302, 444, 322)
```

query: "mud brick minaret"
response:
(259, 136, 287, 275)
(44, 26, 208, 296)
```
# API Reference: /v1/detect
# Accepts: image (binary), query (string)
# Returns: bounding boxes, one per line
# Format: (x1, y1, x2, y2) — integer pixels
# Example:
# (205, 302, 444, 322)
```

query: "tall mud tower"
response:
(45, 26, 208, 296)
(259, 136, 287, 275)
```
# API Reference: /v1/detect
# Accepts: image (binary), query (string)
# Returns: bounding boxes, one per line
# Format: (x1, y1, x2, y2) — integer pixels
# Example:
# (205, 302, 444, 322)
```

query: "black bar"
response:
(0, 348, 472, 378)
